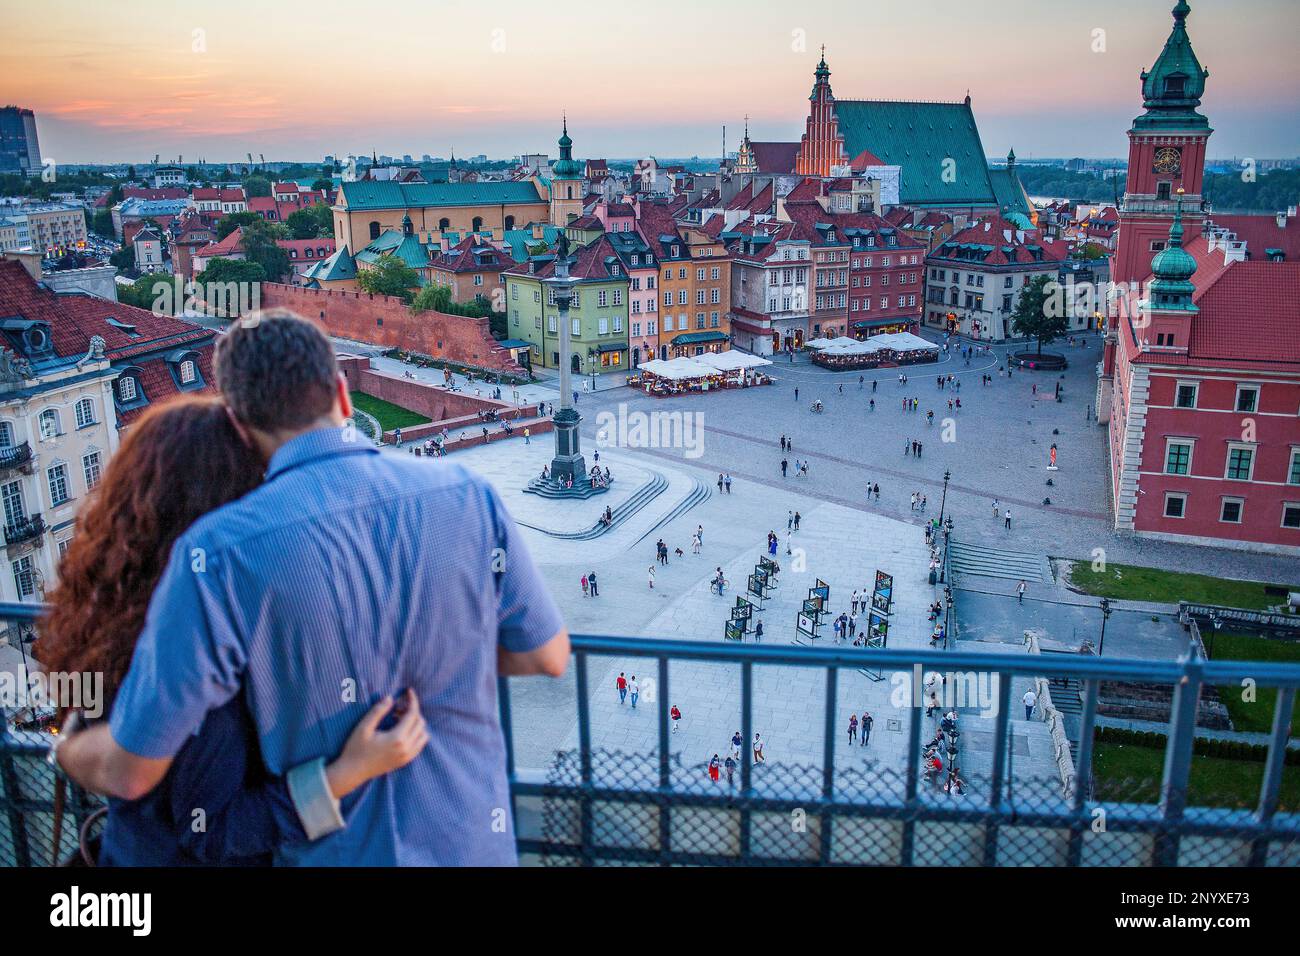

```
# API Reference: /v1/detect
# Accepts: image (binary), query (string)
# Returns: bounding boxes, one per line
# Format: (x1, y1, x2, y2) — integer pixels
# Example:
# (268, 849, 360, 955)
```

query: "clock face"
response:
(1153, 147, 1182, 175)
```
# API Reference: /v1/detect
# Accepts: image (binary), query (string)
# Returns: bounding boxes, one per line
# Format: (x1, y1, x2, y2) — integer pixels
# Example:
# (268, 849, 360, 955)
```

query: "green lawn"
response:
(1208, 632, 1300, 734)
(1065, 560, 1298, 610)
(1093, 742, 1300, 811)
(350, 392, 431, 433)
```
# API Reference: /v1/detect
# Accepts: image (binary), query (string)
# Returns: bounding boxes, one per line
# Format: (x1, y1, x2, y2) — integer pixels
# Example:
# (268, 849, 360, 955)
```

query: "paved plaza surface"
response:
(386, 330, 1295, 802)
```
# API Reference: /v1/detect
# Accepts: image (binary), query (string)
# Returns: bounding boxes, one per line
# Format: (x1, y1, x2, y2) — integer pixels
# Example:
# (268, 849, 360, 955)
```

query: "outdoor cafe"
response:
(630, 352, 773, 395)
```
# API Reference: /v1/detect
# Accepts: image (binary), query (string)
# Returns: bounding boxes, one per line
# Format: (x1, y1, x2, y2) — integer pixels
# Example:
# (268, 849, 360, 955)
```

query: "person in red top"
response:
(708, 754, 720, 782)
(670, 704, 681, 732)
(616, 673, 627, 705)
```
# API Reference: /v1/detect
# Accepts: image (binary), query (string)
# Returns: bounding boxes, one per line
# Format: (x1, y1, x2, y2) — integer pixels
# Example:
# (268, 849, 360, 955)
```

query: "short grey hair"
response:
(214, 309, 339, 432)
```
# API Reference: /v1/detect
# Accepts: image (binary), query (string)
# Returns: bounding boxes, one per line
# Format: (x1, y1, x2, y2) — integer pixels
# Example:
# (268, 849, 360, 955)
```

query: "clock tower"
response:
(1113, 0, 1212, 286)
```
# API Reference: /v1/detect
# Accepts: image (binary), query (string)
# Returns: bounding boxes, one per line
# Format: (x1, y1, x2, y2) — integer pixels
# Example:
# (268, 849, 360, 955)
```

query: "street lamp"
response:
(938, 469, 951, 525)
(587, 347, 597, 392)
(1098, 597, 1113, 657)
(938, 516, 954, 583)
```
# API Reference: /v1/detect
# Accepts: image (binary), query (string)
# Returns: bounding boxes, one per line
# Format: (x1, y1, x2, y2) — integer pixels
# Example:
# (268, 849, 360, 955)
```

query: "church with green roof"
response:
(752, 51, 1034, 222)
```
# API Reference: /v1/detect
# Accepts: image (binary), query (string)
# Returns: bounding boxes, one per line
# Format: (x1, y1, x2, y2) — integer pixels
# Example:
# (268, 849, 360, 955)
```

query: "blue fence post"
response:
(1249, 686, 1297, 867)
(900, 665, 924, 865)
(820, 666, 837, 864)
(657, 655, 671, 865)
(574, 651, 593, 866)
(497, 676, 516, 822)
(740, 660, 753, 862)
(0, 707, 33, 867)
(1155, 657, 1203, 866)
(983, 670, 1013, 866)
(1066, 678, 1100, 867)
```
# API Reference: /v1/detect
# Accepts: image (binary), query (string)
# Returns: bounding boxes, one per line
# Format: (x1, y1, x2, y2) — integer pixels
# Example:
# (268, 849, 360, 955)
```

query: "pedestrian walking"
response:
(671, 704, 682, 732)
(793, 511, 801, 531)
(848, 611, 857, 640)
(647, 565, 656, 589)
(992, 498, 999, 518)
(1023, 689, 1037, 721)
(731, 730, 743, 760)
(753, 733, 766, 763)
(616, 672, 627, 705)
(581, 574, 589, 597)
(848, 713, 858, 745)
(1017, 580, 1027, 604)
(708, 754, 721, 783)
(524, 426, 530, 445)
(724, 754, 737, 788)
(861, 711, 873, 747)
(851, 589, 860, 614)
(717, 473, 724, 493)
(787, 510, 794, 531)
(780, 458, 788, 477)
(1005, 509, 1012, 530)
(794, 387, 799, 401)
(754, 619, 764, 641)
(629, 676, 640, 709)
(724, 474, 733, 494)
(588, 570, 599, 596)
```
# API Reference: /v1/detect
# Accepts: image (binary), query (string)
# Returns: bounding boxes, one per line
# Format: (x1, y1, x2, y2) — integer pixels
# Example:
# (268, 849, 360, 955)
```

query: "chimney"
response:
(1278, 211, 1288, 229)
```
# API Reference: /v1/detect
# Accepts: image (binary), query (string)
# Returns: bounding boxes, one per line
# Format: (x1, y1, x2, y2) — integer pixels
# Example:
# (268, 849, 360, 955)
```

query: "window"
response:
(1225, 445, 1254, 482)
(598, 291, 608, 307)
(613, 290, 622, 306)
(11, 556, 35, 599)
(1235, 385, 1259, 413)
(118, 377, 137, 403)
(179, 360, 197, 385)
(571, 318, 580, 336)
(1164, 440, 1192, 475)
(368, 221, 381, 240)
(710, 312, 720, 328)
(472, 217, 483, 232)
(710, 267, 720, 280)
(1220, 498, 1243, 524)
(663, 316, 673, 332)
(1175, 382, 1197, 408)
(598, 318, 609, 335)
(1283, 503, 1300, 530)
(697, 268, 705, 281)
(83, 450, 102, 490)
(47, 463, 69, 506)
(0, 422, 11, 449)
(1289, 449, 1300, 485)
(439, 218, 450, 231)
(2, 480, 25, 528)
(1163, 493, 1186, 519)
(1157, 182, 1172, 201)
(473, 275, 483, 286)
(38, 409, 60, 440)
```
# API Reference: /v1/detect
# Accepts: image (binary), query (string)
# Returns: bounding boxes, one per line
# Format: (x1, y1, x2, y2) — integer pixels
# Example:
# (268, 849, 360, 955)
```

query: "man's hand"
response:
(498, 629, 570, 678)
(58, 723, 173, 801)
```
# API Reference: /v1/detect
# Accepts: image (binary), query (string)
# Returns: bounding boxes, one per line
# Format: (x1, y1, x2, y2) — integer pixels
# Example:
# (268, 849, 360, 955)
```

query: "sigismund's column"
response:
(543, 251, 588, 489)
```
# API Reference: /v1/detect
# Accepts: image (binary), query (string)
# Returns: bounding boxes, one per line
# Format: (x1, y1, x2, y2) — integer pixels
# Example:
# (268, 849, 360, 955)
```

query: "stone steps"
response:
(630, 478, 712, 549)
(947, 541, 1049, 582)
(520, 472, 669, 539)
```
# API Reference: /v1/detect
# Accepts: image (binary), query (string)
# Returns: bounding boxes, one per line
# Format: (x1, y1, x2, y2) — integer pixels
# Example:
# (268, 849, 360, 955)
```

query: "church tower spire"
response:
(795, 48, 848, 176)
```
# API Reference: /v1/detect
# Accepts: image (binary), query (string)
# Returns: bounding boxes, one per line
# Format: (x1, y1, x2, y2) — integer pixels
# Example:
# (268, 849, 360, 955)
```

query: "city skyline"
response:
(3, 0, 1298, 164)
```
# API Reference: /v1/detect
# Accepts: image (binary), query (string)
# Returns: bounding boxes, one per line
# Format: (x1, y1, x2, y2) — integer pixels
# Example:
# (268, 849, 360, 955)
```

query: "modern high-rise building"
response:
(0, 107, 41, 176)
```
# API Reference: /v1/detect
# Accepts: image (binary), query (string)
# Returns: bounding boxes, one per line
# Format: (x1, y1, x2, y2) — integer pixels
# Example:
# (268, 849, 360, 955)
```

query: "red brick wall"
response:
(260, 282, 523, 374)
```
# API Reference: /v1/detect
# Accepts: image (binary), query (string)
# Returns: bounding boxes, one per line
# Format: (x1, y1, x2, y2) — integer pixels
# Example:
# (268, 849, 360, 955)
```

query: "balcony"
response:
(0, 442, 33, 474)
(3, 601, 1298, 867)
(3, 513, 45, 547)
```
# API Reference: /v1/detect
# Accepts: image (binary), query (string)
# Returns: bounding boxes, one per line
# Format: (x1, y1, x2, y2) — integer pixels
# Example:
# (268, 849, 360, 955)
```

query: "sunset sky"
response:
(3, 0, 1297, 164)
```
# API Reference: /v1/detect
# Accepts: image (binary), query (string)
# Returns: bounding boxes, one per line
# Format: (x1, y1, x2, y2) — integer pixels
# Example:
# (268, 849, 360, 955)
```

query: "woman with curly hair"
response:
(36, 396, 428, 865)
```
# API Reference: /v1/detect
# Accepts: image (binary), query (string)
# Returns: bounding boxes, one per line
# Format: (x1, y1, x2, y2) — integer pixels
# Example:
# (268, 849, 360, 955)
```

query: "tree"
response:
(239, 220, 290, 282)
(118, 274, 173, 310)
(109, 244, 135, 272)
(357, 254, 420, 301)
(197, 257, 266, 286)
(312, 177, 334, 193)
(215, 211, 262, 240)
(242, 174, 272, 198)
(1010, 274, 1067, 354)
(285, 203, 333, 239)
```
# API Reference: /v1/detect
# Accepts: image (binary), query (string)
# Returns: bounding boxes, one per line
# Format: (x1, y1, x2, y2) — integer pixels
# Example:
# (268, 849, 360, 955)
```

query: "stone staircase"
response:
(518, 472, 669, 539)
(630, 478, 712, 548)
(947, 541, 1050, 583)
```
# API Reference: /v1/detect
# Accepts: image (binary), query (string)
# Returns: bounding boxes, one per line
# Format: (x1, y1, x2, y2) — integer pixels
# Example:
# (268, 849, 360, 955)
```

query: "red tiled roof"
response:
(430, 235, 509, 273)
(749, 142, 800, 174)
(1203, 213, 1300, 261)
(0, 260, 216, 422)
(200, 227, 245, 259)
(929, 216, 1067, 266)
(278, 238, 336, 259)
(504, 234, 625, 281)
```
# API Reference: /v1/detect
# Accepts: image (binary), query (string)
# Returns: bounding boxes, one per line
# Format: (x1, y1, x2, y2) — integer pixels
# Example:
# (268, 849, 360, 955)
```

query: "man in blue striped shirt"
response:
(60, 311, 569, 865)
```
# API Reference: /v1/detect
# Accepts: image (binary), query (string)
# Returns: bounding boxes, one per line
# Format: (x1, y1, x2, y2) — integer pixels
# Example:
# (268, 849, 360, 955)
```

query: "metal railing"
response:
(3, 514, 46, 547)
(0, 442, 33, 473)
(4, 602, 1299, 867)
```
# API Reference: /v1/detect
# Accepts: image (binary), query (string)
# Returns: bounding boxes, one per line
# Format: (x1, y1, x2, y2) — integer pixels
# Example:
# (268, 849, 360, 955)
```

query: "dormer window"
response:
(118, 376, 138, 403)
(106, 317, 140, 338)
(1164, 74, 1186, 96)
(179, 360, 197, 385)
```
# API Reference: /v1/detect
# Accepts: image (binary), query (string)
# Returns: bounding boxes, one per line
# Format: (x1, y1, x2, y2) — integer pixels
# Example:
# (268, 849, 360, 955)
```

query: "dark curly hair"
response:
(36, 395, 265, 717)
